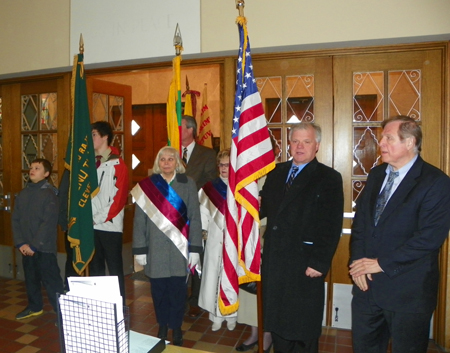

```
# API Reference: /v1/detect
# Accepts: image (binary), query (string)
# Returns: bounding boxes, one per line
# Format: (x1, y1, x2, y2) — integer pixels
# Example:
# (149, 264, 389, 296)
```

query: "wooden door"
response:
(252, 57, 334, 167)
(0, 75, 71, 279)
(332, 48, 445, 337)
(86, 78, 133, 242)
(250, 46, 446, 334)
(251, 56, 335, 325)
(131, 104, 167, 185)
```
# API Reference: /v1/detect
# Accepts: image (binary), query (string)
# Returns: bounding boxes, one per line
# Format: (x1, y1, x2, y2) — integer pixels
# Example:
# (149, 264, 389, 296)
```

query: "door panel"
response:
(131, 104, 167, 185)
(0, 76, 71, 278)
(252, 49, 445, 329)
(332, 48, 444, 336)
(253, 57, 333, 166)
(86, 78, 134, 275)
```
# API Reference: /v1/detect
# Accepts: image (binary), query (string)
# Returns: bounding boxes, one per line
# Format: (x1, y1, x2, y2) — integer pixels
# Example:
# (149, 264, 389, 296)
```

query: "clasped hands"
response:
(349, 258, 382, 291)
(19, 244, 34, 256)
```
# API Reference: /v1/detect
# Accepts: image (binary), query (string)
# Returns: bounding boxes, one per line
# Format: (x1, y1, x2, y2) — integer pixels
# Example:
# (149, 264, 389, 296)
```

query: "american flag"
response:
(219, 17, 275, 315)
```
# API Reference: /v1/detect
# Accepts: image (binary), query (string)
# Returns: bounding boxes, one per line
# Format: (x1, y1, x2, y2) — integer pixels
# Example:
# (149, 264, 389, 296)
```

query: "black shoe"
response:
(157, 325, 168, 340)
(15, 308, 43, 320)
(236, 340, 258, 351)
(172, 328, 183, 346)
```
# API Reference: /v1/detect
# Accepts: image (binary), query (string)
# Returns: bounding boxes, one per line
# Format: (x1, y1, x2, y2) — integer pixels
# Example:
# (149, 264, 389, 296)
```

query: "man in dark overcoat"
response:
(260, 122, 344, 353)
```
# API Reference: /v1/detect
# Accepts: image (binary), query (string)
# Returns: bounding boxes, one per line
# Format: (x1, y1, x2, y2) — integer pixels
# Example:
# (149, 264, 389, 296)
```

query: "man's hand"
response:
(349, 258, 382, 277)
(349, 258, 381, 291)
(351, 273, 372, 291)
(19, 244, 34, 256)
(305, 267, 323, 278)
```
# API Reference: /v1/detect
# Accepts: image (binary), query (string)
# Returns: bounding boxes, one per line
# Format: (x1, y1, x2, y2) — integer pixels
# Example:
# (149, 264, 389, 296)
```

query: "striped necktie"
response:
(182, 147, 188, 164)
(374, 171, 399, 225)
(285, 166, 299, 193)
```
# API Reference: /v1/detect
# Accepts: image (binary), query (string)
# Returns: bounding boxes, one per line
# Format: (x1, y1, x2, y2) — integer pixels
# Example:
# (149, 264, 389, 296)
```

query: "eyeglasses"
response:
(219, 163, 230, 168)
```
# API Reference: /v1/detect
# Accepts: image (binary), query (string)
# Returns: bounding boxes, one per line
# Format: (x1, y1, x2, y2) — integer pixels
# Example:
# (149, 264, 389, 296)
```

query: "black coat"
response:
(351, 156, 450, 314)
(260, 158, 344, 341)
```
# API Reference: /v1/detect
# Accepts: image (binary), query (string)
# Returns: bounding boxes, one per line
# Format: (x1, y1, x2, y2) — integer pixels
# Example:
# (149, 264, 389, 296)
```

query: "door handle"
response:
(1, 193, 12, 212)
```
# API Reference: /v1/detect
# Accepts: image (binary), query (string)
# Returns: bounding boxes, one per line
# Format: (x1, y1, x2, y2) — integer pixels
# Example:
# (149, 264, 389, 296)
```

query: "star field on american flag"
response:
(232, 42, 258, 139)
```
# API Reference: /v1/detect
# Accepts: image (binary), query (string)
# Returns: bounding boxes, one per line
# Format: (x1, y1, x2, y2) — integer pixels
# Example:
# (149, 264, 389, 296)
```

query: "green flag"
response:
(65, 53, 99, 275)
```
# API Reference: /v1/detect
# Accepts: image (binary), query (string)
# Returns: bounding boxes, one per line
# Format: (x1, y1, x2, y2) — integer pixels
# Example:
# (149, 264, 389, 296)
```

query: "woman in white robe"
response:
(198, 149, 237, 331)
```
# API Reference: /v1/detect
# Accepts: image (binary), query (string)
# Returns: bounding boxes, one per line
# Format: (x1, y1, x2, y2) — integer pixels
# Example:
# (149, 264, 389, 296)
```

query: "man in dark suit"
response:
(181, 115, 217, 317)
(260, 122, 344, 353)
(349, 116, 450, 353)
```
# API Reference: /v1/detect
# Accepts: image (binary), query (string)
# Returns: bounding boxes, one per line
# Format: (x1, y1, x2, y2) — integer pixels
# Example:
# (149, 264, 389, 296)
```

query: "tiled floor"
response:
(0, 275, 446, 353)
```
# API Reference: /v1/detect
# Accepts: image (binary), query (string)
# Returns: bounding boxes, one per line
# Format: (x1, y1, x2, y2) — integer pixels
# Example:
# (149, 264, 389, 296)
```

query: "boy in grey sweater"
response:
(13, 158, 64, 320)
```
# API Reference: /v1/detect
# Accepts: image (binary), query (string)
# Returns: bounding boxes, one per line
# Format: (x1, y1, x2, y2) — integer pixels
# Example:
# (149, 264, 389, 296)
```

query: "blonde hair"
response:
(217, 148, 231, 165)
(152, 146, 186, 174)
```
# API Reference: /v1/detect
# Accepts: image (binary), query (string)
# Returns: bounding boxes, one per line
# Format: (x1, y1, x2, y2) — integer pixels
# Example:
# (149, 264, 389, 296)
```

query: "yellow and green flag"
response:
(65, 53, 99, 275)
(167, 54, 182, 152)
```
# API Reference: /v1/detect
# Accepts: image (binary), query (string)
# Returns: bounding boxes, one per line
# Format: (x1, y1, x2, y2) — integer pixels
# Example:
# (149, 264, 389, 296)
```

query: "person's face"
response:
(379, 121, 414, 170)
(181, 119, 193, 146)
(29, 162, 49, 183)
(289, 127, 319, 165)
(92, 129, 108, 151)
(218, 156, 230, 179)
(158, 152, 177, 178)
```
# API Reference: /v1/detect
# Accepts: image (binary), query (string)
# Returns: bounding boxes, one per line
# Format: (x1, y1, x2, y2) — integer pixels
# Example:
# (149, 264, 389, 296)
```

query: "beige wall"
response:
(2, 0, 450, 75)
(0, 0, 70, 75)
(201, 0, 450, 52)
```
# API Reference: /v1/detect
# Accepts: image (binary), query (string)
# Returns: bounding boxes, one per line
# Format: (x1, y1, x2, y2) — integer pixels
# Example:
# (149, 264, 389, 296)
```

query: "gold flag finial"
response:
(173, 23, 183, 56)
(236, 0, 245, 17)
(79, 34, 84, 54)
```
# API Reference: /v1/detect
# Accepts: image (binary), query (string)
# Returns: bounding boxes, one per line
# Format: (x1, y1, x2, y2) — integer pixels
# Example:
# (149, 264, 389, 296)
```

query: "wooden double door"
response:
(249, 45, 448, 340)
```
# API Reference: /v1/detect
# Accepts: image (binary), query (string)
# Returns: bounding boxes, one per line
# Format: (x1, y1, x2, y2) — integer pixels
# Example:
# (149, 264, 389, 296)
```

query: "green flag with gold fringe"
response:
(65, 53, 99, 275)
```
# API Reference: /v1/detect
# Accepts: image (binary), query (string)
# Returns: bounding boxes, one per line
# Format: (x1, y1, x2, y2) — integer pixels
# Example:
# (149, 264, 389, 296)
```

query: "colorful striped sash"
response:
(131, 174, 190, 259)
(199, 178, 227, 231)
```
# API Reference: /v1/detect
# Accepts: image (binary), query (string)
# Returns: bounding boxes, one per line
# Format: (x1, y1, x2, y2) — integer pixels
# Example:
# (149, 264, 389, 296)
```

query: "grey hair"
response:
(152, 146, 186, 174)
(182, 115, 197, 139)
(288, 122, 322, 143)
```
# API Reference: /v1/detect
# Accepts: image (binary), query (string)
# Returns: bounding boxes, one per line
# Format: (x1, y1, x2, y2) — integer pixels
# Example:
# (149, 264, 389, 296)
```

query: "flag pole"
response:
(173, 24, 183, 154)
(235, 3, 264, 353)
(78, 34, 88, 276)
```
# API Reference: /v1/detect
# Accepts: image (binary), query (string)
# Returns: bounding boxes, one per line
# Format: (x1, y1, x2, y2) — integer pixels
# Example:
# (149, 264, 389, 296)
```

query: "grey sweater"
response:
(12, 179, 59, 254)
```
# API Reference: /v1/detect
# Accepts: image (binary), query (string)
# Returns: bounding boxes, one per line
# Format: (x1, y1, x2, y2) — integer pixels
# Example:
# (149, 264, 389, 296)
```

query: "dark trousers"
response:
(23, 252, 64, 313)
(89, 230, 126, 302)
(272, 331, 318, 353)
(352, 291, 432, 353)
(150, 276, 187, 329)
(64, 231, 79, 291)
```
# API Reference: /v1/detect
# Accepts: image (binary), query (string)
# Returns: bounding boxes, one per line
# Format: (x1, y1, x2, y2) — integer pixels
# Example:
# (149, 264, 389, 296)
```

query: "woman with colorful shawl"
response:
(131, 146, 202, 346)
(198, 149, 238, 331)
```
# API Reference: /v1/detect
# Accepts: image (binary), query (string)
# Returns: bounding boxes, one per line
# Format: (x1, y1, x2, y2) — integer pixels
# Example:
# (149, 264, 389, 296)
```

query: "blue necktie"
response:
(374, 171, 399, 225)
(285, 166, 299, 194)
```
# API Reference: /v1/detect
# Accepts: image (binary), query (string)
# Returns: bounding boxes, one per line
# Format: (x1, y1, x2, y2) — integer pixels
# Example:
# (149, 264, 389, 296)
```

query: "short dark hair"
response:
(91, 121, 113, 146)
(382, 115, 422, 153)
(182, 115, 197, 139)
(31, 158, 52, 177)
